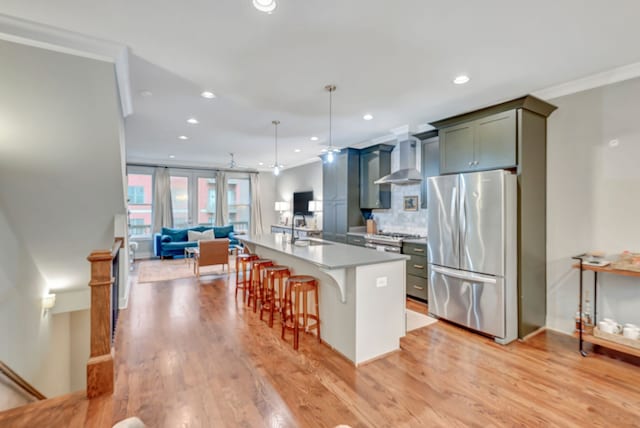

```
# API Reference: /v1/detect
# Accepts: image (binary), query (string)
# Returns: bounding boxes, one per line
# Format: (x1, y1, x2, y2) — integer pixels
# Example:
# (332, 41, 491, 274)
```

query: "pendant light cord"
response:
(272, 119, 280, 167)
(329, 88, 332, 151)
(324, 84, 336, 153)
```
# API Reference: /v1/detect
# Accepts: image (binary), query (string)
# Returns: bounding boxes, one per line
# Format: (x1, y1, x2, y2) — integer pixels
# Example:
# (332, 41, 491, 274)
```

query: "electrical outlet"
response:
(376, 276, 388, 288)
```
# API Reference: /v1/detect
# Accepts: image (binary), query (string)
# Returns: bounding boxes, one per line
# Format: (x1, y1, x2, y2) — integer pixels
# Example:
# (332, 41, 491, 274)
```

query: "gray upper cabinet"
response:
(439, 110, 517, 174)
(440, 122, 474, 174)
(322, 149, 363, 243)
(475, 110, 516, 170)
(420, 138, 440, 209)
(359, 144, 393, 209)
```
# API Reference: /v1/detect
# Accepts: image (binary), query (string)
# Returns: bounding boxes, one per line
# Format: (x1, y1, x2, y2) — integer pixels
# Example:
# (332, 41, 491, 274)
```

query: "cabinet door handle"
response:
(413, 285, 425, 290)
(474, 160, 479, 166)
(468, 161, 473, 166)
(413, 264, 425, 269)
(413, 248, 424, 253)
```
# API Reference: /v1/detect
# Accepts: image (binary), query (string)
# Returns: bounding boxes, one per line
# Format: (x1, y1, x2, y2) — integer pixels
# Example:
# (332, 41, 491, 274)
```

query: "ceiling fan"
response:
(226, 152, 252, 171)
(228, 152, 238, 169)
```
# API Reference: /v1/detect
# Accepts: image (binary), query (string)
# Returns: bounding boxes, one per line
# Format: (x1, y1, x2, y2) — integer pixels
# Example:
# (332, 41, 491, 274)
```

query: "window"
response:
(128, 186, 145, 204)
(170, 176, 189, 229)
(127, 173, 153, 238)
(228, 177, 250, 232)
(197, 177, 216, 225)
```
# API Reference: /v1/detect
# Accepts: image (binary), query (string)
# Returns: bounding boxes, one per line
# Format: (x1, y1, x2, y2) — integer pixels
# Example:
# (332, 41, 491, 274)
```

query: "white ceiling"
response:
(2, 0, 640, 170)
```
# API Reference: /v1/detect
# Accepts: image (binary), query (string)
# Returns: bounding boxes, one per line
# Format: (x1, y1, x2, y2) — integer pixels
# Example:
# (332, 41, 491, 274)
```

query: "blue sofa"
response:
(153, 225, 239, 258)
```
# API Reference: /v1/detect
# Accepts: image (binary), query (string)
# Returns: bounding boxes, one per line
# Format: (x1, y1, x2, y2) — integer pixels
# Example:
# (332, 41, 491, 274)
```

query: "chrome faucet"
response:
(291, 212, 306, 244)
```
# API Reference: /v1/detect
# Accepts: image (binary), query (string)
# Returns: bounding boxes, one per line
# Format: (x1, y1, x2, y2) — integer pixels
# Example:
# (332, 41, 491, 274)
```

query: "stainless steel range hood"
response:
(374, 139, 421, 185)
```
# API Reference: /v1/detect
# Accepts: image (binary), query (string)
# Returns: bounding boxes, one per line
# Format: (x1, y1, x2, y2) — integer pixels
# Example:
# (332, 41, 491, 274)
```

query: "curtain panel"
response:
(152, 166, 173, 233)
(215, 171, 228, 226)
(249, 173, 263, 235)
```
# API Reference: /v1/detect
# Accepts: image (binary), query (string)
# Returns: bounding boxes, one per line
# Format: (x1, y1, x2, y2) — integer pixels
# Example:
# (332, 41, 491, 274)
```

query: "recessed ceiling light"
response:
(201, 91, 216, 99)
(253, 0, 277, 13)
(294, 149, 301, 153)
(169, 155, 175, 159)
(140, 90, 153, 97)
(178, 135, 189, 140)
(310, 136, 319, 141)
(187, 118, 199, 125)
(363, 114, 373, 121)
(258, 162, 264, 166)
(453, 75, 470, 85)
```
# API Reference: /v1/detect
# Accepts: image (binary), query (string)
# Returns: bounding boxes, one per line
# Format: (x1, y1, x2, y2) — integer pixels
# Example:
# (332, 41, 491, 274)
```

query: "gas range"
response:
(364, 231, 426, 251)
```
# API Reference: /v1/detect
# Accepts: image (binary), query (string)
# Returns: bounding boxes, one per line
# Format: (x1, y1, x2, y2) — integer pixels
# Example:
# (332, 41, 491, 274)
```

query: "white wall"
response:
(0, 39, 126, 292)
(546, 76, 640, 333)
(0, 205, 70, 400)
(69, 310, 90, 392)
(0, 39, 126, 400)
(275, 160, 322, 226)
(258, 171, 278, 231)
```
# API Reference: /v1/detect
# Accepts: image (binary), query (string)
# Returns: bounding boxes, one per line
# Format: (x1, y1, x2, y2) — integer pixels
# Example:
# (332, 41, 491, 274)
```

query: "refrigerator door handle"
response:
(450, 186, 458, 261)
(430, 265, 497, 284)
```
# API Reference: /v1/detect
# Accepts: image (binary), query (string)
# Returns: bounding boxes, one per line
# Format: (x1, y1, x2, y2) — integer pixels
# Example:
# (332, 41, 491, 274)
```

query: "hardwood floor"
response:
(2, 266, 640, 427)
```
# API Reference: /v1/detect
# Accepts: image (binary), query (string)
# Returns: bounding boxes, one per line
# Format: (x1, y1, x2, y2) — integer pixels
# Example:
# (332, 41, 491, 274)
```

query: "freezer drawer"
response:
(428, 265, 505, 338)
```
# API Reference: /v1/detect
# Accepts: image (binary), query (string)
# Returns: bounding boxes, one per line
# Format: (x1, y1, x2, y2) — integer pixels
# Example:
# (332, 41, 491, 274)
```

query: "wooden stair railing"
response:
(0, 360, 46, 401)
(86, 238, 123, 398)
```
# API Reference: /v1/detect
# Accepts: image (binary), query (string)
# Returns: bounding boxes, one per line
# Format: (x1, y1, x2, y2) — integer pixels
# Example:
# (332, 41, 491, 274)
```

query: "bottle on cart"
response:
(583, 290, 593, 328)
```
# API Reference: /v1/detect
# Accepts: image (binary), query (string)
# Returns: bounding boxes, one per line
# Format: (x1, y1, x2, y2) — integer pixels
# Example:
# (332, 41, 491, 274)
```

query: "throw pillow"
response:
(188, 229, 214, 242)
(160, 235, 172, 243)
(214, 225, 234, 238)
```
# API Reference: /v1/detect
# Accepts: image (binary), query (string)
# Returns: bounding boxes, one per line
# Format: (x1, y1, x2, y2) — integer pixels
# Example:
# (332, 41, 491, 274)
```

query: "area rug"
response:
(406, 309, 438, 332)
(137, 258, 235, 283)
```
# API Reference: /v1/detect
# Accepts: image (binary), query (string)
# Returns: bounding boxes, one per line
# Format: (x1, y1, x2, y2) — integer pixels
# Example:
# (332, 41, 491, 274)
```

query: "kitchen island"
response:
(239, 233, 408, 365)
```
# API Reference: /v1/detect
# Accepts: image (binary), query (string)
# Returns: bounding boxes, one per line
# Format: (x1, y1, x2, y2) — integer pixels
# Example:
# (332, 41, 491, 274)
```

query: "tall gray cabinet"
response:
(322, 148, 363, 243)
(430, 95, 557, 339)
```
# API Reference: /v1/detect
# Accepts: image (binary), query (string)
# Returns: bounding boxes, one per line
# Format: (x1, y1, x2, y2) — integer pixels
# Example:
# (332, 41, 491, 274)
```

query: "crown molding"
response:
(533, 61, 640, 100)
(0, 13, 133, 117)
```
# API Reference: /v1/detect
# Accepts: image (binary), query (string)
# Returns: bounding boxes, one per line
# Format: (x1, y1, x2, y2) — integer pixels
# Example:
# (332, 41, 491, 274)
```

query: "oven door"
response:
(364, 242, 401, 253)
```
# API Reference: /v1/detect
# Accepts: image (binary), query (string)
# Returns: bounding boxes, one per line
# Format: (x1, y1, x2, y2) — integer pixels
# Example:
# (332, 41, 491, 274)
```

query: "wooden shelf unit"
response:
(573, 257, 640, 357)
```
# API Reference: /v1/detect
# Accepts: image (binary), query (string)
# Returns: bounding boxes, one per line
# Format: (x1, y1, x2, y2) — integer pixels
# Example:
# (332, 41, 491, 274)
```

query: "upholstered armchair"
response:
(196, 238, 229, 278)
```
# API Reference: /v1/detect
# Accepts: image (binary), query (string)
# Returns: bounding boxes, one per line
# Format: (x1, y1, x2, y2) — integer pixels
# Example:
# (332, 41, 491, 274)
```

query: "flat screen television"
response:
(293, 191, 314, 216)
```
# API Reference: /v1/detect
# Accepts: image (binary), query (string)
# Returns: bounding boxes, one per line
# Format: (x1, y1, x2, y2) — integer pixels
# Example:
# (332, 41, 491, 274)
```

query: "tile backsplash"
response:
(372, 183, 427, 235)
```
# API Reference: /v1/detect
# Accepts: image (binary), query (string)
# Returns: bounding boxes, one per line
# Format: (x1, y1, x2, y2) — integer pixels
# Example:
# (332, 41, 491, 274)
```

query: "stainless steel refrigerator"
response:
(427, 169, 517, 344)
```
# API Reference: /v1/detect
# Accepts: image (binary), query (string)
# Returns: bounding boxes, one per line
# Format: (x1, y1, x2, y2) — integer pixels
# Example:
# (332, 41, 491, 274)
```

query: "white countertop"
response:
(239, 234, 408, 269)
(271, 224, 321, 232)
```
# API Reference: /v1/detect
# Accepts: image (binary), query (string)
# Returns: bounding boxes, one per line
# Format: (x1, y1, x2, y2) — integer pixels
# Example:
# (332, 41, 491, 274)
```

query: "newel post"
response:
(86, 249, 115, 398)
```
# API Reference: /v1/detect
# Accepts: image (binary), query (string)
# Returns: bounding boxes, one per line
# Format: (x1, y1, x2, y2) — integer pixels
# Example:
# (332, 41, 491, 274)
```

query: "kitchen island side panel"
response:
(355, 260, 406, 364)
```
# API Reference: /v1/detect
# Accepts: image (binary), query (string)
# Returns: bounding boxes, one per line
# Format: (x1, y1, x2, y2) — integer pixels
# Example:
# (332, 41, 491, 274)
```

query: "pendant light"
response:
(272, 120, 281, 176)
(324, 84, 340, 163)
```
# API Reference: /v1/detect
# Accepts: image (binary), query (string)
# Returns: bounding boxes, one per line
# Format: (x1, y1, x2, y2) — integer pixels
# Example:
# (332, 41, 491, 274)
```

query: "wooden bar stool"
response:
(235, 253, 259, 301)
(281, 275, 321, 350)
(247, 259, 273, 311)
(260, 265, 291, 327)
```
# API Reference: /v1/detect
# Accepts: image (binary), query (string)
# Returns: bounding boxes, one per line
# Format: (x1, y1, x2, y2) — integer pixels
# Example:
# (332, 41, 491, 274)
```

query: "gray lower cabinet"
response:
(322, 149, 363, 243)
(406, 274, 428, 301)
(440, 109, 517, 174)
(403, 241, 428, 301)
